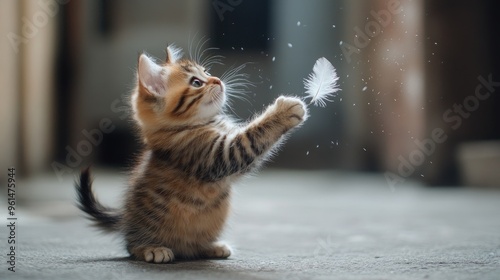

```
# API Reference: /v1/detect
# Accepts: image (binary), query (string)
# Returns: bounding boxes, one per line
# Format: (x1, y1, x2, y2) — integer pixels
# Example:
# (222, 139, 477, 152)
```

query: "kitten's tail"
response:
(75, 167, 122, 233)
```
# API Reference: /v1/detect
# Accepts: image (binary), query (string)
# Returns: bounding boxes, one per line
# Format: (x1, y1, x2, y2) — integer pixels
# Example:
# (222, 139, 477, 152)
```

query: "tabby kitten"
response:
(76, 45, 307, 263)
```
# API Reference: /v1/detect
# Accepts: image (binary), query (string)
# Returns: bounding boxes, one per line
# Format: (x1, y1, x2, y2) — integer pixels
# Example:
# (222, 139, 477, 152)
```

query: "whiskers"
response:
(220, 63, 254, 106)
(188, 36, 224, 71)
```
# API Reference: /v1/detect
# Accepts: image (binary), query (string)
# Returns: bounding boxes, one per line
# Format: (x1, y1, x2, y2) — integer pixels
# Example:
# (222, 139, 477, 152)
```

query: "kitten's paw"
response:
(204, 242, 232, 259)
(142, 247, 175, 263)
(274, 96, 307, 127)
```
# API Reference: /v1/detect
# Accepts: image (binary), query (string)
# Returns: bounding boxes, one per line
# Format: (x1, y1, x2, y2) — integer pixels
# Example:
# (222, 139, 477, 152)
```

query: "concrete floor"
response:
(1, 170, 499, 280)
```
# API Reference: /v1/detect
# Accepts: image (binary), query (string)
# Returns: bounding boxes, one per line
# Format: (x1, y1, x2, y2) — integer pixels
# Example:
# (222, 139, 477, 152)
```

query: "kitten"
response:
(75, 45, 307, 263)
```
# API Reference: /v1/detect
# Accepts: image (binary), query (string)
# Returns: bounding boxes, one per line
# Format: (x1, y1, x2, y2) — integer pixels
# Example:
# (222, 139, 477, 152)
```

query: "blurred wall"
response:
(0, 1, 20, 173)
(420, 0, 500, 185)
(0, 0, 56, 176)
(357, 0, 426, 177)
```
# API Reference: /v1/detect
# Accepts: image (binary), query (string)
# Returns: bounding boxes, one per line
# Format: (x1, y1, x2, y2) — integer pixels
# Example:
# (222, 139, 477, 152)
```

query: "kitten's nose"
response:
(209, 77, 221, 85)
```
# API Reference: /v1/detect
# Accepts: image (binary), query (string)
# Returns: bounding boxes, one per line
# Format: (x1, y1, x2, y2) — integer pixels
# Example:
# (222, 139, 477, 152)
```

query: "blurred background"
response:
(1, 0, 500, 188)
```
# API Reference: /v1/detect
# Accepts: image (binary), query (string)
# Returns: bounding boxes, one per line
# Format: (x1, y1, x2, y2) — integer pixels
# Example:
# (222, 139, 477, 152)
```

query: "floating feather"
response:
(303, 57, 340, 107)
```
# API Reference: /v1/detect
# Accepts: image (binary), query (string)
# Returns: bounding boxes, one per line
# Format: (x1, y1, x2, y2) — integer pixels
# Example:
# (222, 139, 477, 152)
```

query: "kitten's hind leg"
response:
(202, 242, 232, 259)
(130, 245, 175, 263)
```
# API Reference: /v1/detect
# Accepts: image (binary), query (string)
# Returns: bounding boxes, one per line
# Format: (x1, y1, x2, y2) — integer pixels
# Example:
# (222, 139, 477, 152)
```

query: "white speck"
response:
(241, 47, 244, 50)
(272, 56, 276, 62)
(306, 151, 309, 155)
(420, 174, 425, 177)
(332, 25, 336, 28)
(297, 21, 301, 26)
(362, 86, 368, 91)
(288, 43, 293, 48)
(363, 148, 367, 151)
(316, 145, 319, 148)
(353, 103, 356, 106)
(339, 41, 343, 45)
(269, 85, 273, 89)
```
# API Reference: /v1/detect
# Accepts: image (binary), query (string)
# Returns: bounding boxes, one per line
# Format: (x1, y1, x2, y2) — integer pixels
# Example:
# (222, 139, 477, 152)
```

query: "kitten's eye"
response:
(190, 77, 204, 88)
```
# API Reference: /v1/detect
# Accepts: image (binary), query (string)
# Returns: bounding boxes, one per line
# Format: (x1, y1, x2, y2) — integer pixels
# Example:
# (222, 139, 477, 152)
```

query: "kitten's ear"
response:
(138, 53, 164, 96)
(165, 44, 183, 64)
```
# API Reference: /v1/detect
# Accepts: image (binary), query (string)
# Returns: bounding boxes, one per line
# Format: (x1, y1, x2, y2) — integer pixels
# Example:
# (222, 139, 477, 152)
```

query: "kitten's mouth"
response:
(205, 84, 225, 105)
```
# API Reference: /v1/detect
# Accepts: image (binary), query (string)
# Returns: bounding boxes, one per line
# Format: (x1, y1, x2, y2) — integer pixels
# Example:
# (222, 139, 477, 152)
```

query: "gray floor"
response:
(1, 170, 499, 280)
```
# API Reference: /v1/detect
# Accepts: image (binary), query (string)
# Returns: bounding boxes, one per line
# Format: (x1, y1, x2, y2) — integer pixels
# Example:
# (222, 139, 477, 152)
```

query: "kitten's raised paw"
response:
(142, 247, 175, 263)
(274, 96, 307, 127)
(204, 242, 232, 259)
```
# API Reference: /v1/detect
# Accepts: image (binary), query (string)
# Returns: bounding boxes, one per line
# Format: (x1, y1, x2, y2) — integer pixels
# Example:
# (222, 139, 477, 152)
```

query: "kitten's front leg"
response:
(192, 96, 307, 182)
(237, 95, 307, 163)
(248, 96, 307, 142)
(267, 96, 308, 131)
(129, 245, 175, 263)
(202, 242, 232, 259)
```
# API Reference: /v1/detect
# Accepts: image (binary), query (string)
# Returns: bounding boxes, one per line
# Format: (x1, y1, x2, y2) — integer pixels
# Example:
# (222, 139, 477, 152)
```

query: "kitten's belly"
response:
(155, 190, 231, 256)
(171, 199, 230, 239)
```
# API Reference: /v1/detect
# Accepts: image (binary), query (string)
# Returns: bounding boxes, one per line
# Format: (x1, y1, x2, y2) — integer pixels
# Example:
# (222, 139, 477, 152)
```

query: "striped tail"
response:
(75, 168, 122, 232)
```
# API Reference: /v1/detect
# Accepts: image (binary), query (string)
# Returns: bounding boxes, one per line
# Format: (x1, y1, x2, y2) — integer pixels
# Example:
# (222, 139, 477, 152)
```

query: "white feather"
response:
(303, 57, 340, 107)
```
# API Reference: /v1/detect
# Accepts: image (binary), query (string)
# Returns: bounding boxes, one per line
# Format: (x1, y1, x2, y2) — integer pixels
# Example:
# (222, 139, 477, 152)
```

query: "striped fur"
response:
(75, 46, 307, 263)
